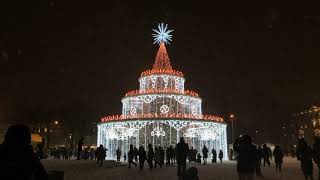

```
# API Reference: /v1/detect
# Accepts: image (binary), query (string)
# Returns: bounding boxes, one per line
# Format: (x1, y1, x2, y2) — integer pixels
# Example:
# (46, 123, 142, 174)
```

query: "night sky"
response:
(1, 1, 320, 143)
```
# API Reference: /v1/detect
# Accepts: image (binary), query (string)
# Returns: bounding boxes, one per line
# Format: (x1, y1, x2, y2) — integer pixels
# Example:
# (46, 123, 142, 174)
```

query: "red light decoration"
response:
(125, 89, 198, 97)
(101, 113, 223, 122)
(141, 69, 184, 77)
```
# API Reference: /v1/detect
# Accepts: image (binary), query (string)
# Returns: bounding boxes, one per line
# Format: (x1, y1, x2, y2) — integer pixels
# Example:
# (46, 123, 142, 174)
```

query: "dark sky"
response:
(1, 1, 320, 142)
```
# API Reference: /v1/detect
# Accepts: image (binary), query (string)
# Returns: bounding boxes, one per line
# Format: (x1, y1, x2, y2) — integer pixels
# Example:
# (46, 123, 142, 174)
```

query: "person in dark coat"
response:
(273, 145, 284, 171)
(202, 145, 208, 165)
(196, 153, 202, 165)
(219, 150, 223, 164)
(138, 146, 147, 170)
(313, 137, 320, 180)
(166, 147, 171, 165)
(297, 138, 314, 180)
(134, 147, 138, 162)
(128, 144, 137, 168)
(96, 144, 106, 167)
(77, 137, 84, 160)
(183, 167, 199, 180)
(212, 148, 217, 164)
(233, 135, 258, 180)
(262, 144, 271, 167)
(147, 144, 154, 169)
(116, 148, 121, 162)
(256, 146, 263, 177)
(176, 137, 189, 180)
(0, 124, 48, 180)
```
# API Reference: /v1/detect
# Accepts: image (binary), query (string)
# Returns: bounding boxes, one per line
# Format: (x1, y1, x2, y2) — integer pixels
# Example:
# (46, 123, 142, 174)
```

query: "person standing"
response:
(128, 144, 137, 168)
(262, 144, 271, 167)
(160, 146, 165, 166)
(297, 139, 314, 180)
(154, 146, 162, 168)
(202, 145, 208, 165)
(233, 135, 258, 180)
(273, 145, 284, 171)
(0, 125, 48, 180)
(219, 150, 223, 164)
(313, 137, 320, 180)
(77, 137, 84, 160)
(147, 144, 154, 169)
(134, 147, 138, 162)
(116, 148, 121, 162)
(96, 144, 106, 167)
(212, 148, 217, 164)
(176, 137, 189, 180)
(166, 147, 171, 165)
(138, 146, 146, 170)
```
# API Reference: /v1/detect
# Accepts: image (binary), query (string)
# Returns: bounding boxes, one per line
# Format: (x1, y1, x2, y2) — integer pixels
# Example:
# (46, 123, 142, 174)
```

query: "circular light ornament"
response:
(129, 107, 137, 116)
(160, 105, 170, 114)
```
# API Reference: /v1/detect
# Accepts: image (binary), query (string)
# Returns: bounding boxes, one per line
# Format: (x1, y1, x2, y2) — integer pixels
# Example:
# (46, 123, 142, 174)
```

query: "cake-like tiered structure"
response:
(97, 24, 227, 159)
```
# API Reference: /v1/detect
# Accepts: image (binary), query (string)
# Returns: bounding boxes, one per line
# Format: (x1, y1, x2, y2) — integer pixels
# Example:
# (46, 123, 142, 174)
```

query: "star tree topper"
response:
(152, 23, 173, 45)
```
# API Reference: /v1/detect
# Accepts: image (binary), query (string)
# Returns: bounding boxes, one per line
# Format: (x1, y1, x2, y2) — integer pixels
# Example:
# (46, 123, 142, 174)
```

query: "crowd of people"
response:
(3, 124, 320, 180)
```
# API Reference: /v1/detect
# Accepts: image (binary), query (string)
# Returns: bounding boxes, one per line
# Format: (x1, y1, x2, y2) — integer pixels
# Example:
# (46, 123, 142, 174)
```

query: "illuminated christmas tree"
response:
(97, 23, 227, 159)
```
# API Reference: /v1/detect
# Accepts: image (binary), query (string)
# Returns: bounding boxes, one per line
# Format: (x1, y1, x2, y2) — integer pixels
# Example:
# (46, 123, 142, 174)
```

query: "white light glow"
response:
(152, 23, 173, 45)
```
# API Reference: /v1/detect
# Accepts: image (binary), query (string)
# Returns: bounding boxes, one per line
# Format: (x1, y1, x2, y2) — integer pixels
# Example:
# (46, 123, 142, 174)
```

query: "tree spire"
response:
(152, 43, 172, 70)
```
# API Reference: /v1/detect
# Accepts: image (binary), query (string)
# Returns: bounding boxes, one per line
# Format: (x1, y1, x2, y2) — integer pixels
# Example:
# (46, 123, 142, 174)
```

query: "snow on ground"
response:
(42, 157, 318, 180)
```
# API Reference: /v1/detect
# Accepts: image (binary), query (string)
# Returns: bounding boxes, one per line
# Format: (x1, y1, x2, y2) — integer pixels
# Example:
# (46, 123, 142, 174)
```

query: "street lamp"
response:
(54, 120, 59, 125)
(230, 114, 235, 143)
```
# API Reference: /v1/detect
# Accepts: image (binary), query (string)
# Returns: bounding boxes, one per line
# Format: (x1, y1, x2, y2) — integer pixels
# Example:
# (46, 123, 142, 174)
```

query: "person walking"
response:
(313, 137, 320, 180)
(160, 146, 165, 166)
(166, 147, 171, 165)
(273, 145, 284, 171)
(147, 144, 154, 169)
(297, 138, 314, 180)
(255, 146, 263, 177)
(212, 148, 217, 164)
(176, 137, 189, 180)
(128, 144, 137, 168)
(202, 145, 208, 165)
(0, 124, 48, 180)
(96, 144, 106, 167)
(219, 150, 223, 164)
(233, 135, 258, 180)
(116, 148, 121, 162)
(77, 137, 84, 160)
(138, 146, 146, 170)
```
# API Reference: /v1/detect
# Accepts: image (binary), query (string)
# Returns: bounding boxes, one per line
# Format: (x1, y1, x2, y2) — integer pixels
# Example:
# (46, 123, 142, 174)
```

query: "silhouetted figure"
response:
(154, 146, 162, 168)
(256, 146, 263, 177)
(233, 135, 258, 180)
(202, 145, 208, 165)
(176, 137, 189, 180)
(196, 153, 202, 165)
(147, 144, 154, 169)
(183, 167, 199, 180)
(36, 138, 45, 159)
(124, 153, 127, 162)
(297, 138, 314, 180)
(166, 147, 171, 165)
(77, 137, 84, 160)
(211, 148, 217, 164)
(138, 146, 146, 170)
(262, 144, 271, 167)
(229, 148, 234, 160)
(168, 145, 174, 165)
(96, 144, 106, 167)
(160, 146, 165, 166)
(268, 146, 273, 162)
(219, 150, 223, 164)
(313, 137, 320, 180)
(134, 147, 138, 162)
(128, 144, 137, 168)
(0, 124, 48, 180)
(116, 148, 121, 162)
(273, 145, 284, 171)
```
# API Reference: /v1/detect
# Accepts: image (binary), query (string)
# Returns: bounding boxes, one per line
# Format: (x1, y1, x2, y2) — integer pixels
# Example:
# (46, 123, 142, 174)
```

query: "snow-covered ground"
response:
(42, 157, 318, 180)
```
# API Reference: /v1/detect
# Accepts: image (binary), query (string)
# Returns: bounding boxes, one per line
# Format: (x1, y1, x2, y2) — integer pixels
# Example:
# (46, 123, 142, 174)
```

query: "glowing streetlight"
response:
(230, 114, 235, 143)
(54, 120, 59, 125)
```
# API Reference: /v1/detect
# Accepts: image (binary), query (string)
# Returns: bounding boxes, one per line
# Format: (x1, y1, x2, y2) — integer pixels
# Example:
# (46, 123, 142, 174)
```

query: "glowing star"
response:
(152, 23, 173, 45)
